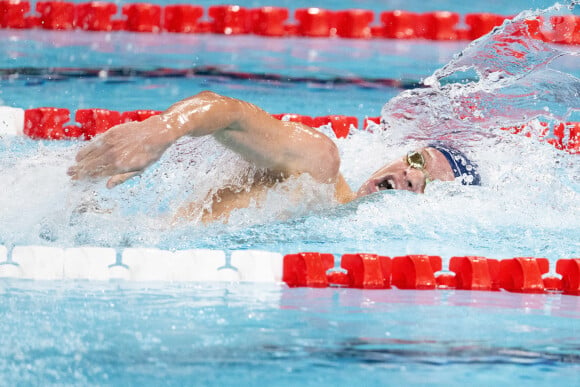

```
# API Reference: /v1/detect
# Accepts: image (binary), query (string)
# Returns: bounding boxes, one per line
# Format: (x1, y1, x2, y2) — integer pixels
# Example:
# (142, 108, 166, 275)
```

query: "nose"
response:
(401, 168, 426, 193)
(393, 170, 415, 192)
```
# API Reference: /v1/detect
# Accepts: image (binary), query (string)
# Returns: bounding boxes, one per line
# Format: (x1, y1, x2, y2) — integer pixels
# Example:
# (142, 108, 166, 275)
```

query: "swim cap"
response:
(428, 144, 481, 186)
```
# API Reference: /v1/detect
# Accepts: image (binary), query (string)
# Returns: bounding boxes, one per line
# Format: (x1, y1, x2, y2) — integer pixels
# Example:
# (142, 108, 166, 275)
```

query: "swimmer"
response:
(68, 91, 480, 222)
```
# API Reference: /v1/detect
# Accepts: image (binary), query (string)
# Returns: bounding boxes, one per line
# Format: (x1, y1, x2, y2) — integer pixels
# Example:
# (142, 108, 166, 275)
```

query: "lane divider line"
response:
(0, 2, 578, 45)
(1, 106, 578, 154)
(0, 246, 578, 295)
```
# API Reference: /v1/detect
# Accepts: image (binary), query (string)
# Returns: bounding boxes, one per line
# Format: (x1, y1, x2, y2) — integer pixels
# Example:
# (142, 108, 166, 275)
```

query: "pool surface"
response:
(0, 0, 579, 385)
(1, 282, 579, 385)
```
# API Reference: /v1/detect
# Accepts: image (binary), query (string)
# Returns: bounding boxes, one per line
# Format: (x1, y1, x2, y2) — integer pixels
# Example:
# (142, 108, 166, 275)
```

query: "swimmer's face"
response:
(356, 147, 455, 197)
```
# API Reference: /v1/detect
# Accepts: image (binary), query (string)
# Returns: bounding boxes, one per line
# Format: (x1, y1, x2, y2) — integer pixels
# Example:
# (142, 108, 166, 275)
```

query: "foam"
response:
(0, 5, 578, 261)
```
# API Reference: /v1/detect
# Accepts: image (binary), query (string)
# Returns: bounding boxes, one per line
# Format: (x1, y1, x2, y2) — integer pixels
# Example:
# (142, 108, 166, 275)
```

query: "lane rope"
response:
(0, 2, 579, 44)
(0, 245, 578, 295)
(1, 105, 578, 153)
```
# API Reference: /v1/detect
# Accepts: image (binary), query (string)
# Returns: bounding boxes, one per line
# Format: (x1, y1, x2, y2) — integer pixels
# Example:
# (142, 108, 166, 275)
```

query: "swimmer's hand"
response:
(67, 115, 176, 188)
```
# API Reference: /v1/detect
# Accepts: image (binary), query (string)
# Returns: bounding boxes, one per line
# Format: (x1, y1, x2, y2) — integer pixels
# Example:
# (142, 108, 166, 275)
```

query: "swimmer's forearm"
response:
(159, 91, 245, 140)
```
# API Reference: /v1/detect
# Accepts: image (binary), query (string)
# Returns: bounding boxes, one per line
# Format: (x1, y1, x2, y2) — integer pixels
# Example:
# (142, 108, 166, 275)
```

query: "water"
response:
(1, 282, 579, 385)
(0, 0, 579, 384)
(1, 4, 578, 258)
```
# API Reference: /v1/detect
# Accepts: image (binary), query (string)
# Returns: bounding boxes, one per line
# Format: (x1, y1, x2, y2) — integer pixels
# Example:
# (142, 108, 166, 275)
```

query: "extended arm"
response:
(68, 91, 340, 188)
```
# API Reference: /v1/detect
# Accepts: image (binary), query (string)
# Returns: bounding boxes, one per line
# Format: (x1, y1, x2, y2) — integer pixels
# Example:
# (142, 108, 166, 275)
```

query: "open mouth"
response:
(377, 178, 395, 190)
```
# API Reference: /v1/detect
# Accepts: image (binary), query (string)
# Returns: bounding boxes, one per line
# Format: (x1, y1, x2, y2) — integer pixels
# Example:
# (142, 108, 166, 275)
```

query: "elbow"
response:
(194, 90, 229, 105)
(196, 90, 220, 99)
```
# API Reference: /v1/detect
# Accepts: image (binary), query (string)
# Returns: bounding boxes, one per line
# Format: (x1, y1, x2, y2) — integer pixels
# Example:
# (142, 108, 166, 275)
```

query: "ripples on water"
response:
(0, 282, 578, 385)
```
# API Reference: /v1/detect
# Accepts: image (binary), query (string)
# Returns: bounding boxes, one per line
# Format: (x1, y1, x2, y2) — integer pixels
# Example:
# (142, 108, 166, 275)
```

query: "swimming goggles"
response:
(406, 150, 432, 185)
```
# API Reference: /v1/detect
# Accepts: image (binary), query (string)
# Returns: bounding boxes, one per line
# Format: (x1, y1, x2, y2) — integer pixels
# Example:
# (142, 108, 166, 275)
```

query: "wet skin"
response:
(68, 91, 456, 222)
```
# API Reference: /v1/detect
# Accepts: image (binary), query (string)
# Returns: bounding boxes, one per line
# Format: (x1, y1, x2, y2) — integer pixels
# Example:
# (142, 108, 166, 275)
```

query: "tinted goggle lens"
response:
(407, 151, 431, 186)
(406, 151, 425, 170)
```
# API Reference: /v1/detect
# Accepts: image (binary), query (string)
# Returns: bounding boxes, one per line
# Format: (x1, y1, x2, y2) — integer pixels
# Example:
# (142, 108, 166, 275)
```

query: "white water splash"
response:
(380, 3, 580, 146)
(0, 3, 578, 259)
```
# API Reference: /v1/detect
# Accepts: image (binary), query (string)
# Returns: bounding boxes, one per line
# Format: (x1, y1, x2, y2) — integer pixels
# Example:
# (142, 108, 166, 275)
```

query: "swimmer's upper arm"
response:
(163, 91, 341, 184)
(228, 108, 341, 183)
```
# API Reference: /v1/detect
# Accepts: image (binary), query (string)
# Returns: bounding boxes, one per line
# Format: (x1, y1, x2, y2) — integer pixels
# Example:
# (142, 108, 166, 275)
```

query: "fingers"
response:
(69, 134, 130, 180)
(68, 136, 113, 180)
(67, 119, 168, 185)
(68, 155, 112, 180)
(106, 171, 141, 189)
(75, 136, 105, 162)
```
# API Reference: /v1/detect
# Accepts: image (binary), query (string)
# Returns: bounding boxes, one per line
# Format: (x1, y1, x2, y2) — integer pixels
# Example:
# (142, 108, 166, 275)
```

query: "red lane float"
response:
(0, 2, 579, 45)
(272, 113, 358, 139)
(295, 7, 335, 37)
(501, 121, 580, 154)
(36, 1, 75, 30)
(420, 11, 460, 40)
(340, 253, 391, 289)
(380, 10, 420, 39)
(449, 256, 500, 291)
(250, 6, 288, 37)
(281, 253, 579, 296)
(0, 0, 30, 29)
(271, 113, 314, 127)
(16, 107, 580, 151)
(465, 13, 506, 40)
(75, 108, 120, 139)
(522, 17, 544, 40)
(392, 255, 442, 289)
(363, 116, 381, 129)
(312, 115, 358, 138)
(547, 15, 579, 45)
(208, 5, 248, 35)
(18, 108, 358, 140)
(554, 122, 580, 154)
(557, 259, 580, 295)
(120, 109, 161, 123)
(24, 107, 71, 139)
(22, 107, 162, 140)
(335, 9, 374, 39)
(282, 252, 334, 287)
(498, 257, 550, 293)
(326, 270, 350, 287)
(76, 2, 117, 32)
(543, 276, 563, 292)
(122, 3, 161, 33)
(435, 273, 456, 289)
(163, 4, 203, 33)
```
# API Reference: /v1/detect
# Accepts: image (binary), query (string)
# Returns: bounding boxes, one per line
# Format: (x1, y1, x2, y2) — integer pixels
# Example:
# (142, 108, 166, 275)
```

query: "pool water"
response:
(0, 0, 579, 385)
(1, 282, 579, 385)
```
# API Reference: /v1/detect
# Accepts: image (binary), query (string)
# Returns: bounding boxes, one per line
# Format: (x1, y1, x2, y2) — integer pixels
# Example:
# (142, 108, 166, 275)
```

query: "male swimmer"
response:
(68, 91, 480, 222)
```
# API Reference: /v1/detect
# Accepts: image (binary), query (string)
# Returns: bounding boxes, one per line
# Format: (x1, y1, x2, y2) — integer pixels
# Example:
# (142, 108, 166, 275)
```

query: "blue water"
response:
(1, 0, 580, 385)
(1, 282, 579, 386)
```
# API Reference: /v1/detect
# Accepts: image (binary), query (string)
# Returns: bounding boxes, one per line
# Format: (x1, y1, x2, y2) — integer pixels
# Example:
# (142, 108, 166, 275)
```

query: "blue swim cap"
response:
(428, 144, 481, 186)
